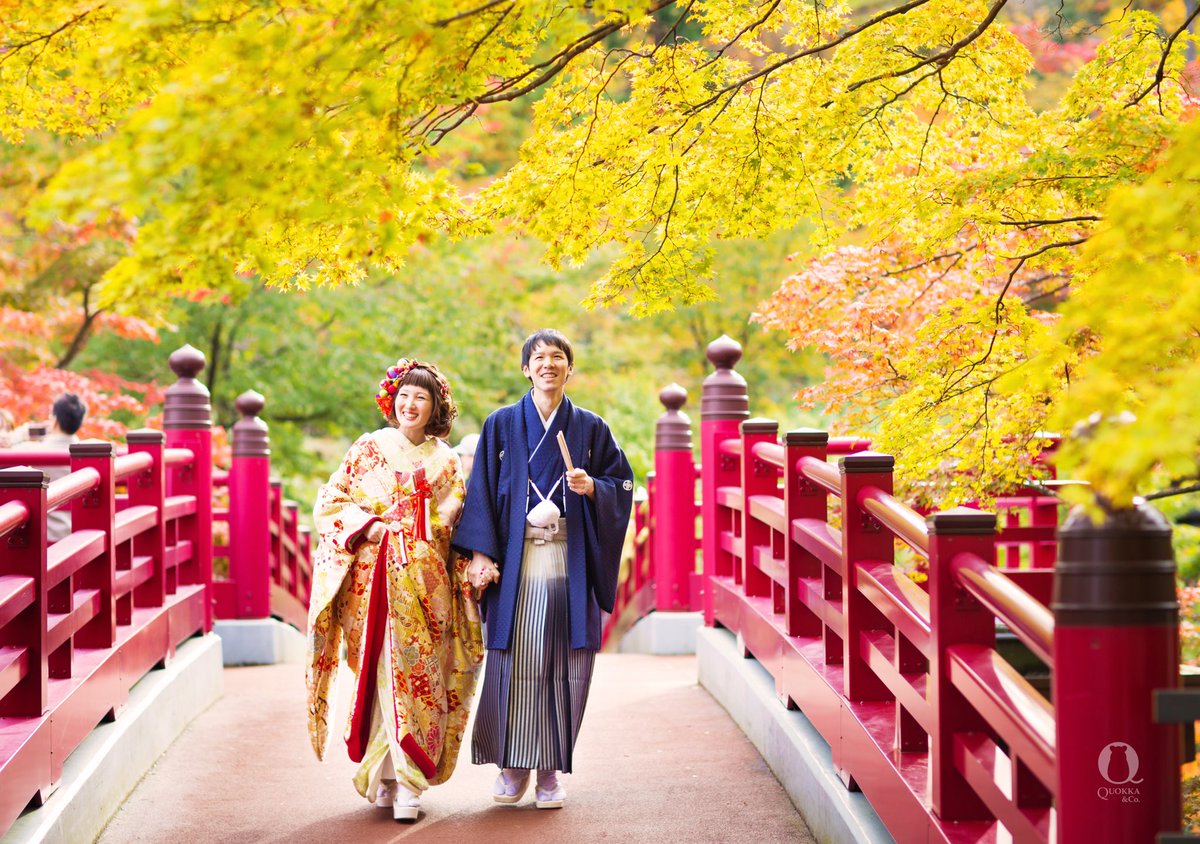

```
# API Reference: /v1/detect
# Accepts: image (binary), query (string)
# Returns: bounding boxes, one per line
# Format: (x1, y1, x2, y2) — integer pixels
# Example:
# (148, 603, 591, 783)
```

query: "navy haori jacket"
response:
(451, 393, 634, 651)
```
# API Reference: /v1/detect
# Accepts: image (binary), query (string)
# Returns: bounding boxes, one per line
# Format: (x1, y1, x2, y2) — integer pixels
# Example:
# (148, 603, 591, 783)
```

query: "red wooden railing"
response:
(616, 335, 1183, 842)
(0, 345, 312, 835)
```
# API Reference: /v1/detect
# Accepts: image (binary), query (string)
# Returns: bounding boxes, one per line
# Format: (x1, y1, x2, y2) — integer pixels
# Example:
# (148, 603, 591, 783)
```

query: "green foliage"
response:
(1035, 117, 1200, 506)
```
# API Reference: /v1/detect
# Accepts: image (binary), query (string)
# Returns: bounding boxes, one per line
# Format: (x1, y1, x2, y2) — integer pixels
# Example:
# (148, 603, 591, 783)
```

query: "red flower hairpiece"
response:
(375, 358, 451, 420)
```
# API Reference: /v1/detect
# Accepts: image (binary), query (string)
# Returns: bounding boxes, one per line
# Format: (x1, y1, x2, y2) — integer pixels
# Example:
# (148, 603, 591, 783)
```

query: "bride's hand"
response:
(466, 553, 500, 592)
(365, 522, 388, 544)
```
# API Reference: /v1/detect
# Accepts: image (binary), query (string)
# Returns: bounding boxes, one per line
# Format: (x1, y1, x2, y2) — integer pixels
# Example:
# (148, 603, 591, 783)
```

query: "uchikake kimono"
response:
(452, 393, 634, 772)
(306, 428, 483, 798)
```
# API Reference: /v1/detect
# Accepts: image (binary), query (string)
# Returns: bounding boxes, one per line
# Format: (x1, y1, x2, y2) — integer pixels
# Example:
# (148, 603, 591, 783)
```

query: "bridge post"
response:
(700, 335, 749, 626)
(1053, 503, 1180, 843)
(654, 383, 696, 612)
(928, 508, 996, 821)
(0, 468, 49, 718)
(229, 391, 271, 619)
(163, 345, 214, 631)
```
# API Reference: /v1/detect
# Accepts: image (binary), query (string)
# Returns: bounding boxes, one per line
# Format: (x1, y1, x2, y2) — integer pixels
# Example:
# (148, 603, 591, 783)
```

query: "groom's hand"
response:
(467, 552, 500, 592)
(566, 468, 594, 498)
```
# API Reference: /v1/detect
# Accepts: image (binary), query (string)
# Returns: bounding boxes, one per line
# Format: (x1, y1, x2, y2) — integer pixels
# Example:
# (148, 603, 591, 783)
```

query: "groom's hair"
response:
(521, 329, 574, 370)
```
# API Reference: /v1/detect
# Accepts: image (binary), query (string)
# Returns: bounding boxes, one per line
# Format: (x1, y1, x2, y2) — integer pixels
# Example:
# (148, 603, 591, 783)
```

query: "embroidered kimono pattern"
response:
(306, 429, 483, 797)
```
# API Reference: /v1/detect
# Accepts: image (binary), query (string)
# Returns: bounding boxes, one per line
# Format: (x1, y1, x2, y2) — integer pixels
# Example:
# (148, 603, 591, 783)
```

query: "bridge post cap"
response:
(839, 452, 895, 474)
(706, 335, 743, 370)
(164, 345, 212, 430)
(1054, 503, 1176, 626)
(655, 384, 693, 452)
(659, 383, 688, 411)
(701, 336, 749, 421)
(232, 391, 270, 457)
(785, 429, 829, 447)
(926, 507, 996, 535)
(69, 440, 115, 458)
(236, 390, 266, 418)
(0, 466, 48, 488)
(125, 428, 166, 445)
(1059, 501, 1172, 539)
(270, 476, 283, 487)
(741, 418, 778, 435)
(168, 344, 207, 380)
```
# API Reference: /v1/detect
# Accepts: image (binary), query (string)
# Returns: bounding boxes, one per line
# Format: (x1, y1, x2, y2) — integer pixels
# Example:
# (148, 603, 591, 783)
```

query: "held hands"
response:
(467, 552, 501, 594)
(566, 468, 594, 498)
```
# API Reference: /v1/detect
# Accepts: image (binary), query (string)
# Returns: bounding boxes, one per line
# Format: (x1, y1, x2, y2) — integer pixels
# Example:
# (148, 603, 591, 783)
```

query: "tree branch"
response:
(474, 0, 677, 104)
(689, 0, 935, 113)
(996, 215, 1100, 229)
(432, 0, 510, 27)
(55, 284, 101, 369)
(842, 0, 1008, 96)
(0, 7, 100, 65)
(1143, 481, 1200, 502)
(1126, 2, 1200, 110)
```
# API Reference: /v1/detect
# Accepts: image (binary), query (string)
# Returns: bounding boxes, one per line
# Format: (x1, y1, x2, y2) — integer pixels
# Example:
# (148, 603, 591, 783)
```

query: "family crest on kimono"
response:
(305, 359, 483, 822)
(454, 329, 635, 809)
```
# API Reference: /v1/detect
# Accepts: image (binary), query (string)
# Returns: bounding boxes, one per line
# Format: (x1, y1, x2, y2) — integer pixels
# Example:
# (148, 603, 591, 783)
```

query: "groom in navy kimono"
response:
(453, 329, 634, 809)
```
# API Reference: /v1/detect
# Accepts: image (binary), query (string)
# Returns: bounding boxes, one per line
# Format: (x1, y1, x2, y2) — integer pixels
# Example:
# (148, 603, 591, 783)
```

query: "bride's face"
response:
(393, 384, 433, 441)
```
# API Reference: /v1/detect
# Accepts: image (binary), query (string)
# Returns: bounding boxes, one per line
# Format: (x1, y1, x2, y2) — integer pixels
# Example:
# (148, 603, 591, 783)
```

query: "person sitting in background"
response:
(454, 433, 480, 480)
(14, 394, 87, 541)
(0, 409, 16, 447)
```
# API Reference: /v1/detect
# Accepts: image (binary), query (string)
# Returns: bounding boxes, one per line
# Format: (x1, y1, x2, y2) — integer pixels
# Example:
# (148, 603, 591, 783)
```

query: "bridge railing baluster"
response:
(126, 431, 167, 612)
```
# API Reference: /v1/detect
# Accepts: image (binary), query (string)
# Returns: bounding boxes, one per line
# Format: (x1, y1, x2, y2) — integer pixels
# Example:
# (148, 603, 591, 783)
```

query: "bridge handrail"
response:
(0, 500, 29, 538)
(164, 447, 195, 467)
(859, 484, 930, 557)
(797, 455, 840, 495)
(0, 345, 319, 838)
(618, 335, 1180, 843)
(114, 451, 155, 480)
(45, 467, 102, 511)
(0, 427, 211, 835)
(0, 451, 72, 467)
(952, 551, 1054, 666)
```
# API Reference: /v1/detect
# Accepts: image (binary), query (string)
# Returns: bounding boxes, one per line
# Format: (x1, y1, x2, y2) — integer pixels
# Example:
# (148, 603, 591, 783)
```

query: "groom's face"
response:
(522, 342, 572, 393)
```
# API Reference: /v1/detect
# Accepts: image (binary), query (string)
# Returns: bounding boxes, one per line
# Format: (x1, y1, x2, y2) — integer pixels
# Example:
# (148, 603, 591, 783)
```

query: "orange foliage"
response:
(753, 234, 1063, 426)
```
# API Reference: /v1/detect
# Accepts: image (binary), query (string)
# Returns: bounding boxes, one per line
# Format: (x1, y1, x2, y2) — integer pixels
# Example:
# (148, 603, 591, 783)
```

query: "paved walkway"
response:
(98, 654, 814, 843)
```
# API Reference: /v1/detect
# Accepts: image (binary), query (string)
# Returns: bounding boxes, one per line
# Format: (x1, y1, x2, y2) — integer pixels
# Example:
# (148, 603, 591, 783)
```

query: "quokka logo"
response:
(1097, 742, 1143, 803)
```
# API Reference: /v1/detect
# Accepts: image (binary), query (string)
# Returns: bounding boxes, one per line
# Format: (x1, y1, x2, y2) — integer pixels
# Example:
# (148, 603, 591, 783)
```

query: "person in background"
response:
(13, 394, 87, 541)
(0, 409, 16, 447)
(454, 433, 480, 480)
(453, 329, 634, 810)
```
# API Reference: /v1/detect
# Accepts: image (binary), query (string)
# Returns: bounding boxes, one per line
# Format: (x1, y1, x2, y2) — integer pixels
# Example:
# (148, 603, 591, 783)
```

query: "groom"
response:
(453, 328, 634, 809)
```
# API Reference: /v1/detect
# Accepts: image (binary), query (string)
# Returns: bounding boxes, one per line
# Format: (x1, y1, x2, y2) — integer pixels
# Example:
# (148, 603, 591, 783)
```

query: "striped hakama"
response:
(472, 521, 595, 773)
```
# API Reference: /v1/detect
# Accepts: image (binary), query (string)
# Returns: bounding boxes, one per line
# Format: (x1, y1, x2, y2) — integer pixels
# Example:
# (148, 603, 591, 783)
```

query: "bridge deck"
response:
(98, 653, 814, 843)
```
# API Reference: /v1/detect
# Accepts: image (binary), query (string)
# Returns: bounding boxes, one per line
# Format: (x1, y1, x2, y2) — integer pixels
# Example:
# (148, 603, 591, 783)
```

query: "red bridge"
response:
(0, 339, 1195, 843)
